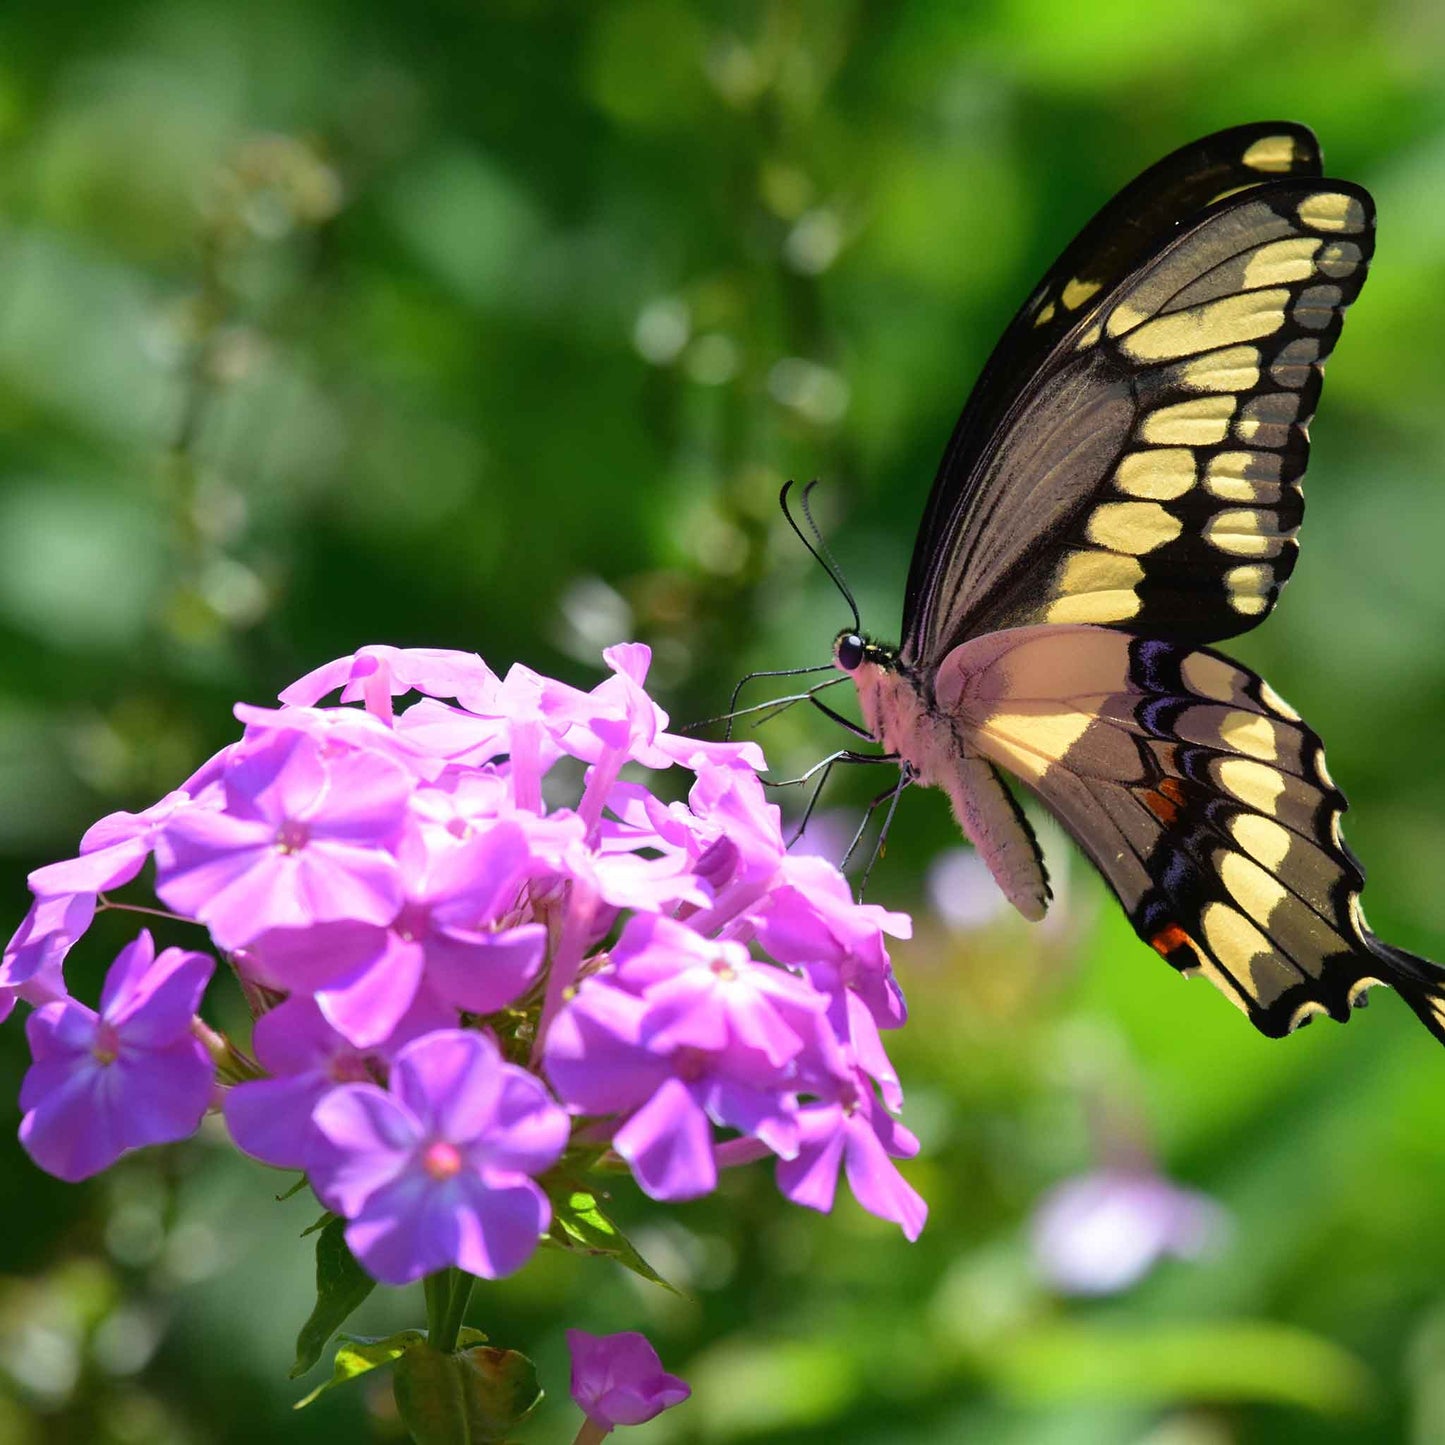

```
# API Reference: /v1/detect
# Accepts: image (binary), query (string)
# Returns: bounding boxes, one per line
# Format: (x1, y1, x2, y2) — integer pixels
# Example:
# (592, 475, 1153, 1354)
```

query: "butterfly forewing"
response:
(904, 122, 1324, 652)
(938, 624, 1393, 1036)
(903, 179, 1373, 666)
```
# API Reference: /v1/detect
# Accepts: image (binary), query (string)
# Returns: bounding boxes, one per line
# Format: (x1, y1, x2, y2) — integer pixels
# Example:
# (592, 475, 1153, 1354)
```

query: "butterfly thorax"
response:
(833, 631, 1051, 921)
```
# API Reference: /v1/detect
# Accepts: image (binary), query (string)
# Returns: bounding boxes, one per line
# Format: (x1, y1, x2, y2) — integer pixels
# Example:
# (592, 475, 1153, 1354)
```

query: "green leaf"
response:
(294, 1329, 426, 1410)
(291, 1216, 378, 1378)
(984, 1320, 1372, 1415)
(393, 1341, 542, 1444)
(545, 1185, 679, 1294)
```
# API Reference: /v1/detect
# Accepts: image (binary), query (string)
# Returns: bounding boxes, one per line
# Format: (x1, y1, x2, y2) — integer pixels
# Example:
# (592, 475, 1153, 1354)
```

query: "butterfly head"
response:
(832, 628, 897, 674)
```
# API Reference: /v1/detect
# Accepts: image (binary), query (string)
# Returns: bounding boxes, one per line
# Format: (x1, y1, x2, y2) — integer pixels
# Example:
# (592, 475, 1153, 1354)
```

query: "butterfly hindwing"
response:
(936, 624, 1433, 1039)
(903, 176, 1373, 666)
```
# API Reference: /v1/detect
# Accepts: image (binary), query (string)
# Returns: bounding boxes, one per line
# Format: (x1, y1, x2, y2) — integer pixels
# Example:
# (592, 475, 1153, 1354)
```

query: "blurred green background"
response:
(3, 1, 1445, 1441)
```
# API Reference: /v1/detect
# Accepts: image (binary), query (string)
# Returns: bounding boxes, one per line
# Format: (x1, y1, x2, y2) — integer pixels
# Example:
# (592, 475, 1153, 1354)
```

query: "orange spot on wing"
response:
(1150, 923, 1201, 972)
(1159, 778, 1188, 806)
(1139, 776, 1189, 824)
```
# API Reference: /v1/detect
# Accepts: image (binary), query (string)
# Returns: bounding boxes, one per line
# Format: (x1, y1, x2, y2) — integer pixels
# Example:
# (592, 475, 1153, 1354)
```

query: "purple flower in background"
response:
(19, 931, 215, 1181)
(1030, 1167, 1228, 1296)
(567, 1329, 690, 1430)
(926, 847, 1013, 933)
(308, 1030, 569, 1284)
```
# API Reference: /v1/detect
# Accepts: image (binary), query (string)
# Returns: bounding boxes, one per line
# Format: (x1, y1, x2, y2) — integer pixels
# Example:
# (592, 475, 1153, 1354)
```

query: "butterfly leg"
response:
(806, 693, 874, 740)
(769, 749, 899, 847)
(841, 767, 913, 880)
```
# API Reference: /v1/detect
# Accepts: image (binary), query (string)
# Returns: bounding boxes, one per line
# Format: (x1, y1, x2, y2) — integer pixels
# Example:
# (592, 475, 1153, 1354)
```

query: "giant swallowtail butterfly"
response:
(827, 121, 1445, 1042)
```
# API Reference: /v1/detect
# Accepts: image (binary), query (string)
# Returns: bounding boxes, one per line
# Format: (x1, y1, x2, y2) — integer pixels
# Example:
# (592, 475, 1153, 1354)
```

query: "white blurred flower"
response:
(926, 846, 1012, 932)
(1030, 1168, 1228, 1296)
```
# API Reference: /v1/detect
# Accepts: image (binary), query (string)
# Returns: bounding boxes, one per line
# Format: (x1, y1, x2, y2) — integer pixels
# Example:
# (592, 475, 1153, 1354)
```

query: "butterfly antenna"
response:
(780, 480, 862, 634)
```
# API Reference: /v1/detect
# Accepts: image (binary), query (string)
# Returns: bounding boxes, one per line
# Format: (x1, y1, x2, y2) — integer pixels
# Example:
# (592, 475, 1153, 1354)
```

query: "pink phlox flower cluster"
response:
(4, 641, 925, 1283)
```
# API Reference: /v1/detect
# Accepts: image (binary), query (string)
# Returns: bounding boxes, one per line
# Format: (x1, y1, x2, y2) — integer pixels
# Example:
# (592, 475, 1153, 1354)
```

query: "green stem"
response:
(437, 1269, 475, 1353)
(423, 1272, 450, 1344)
(571, 1419, 612, 1445)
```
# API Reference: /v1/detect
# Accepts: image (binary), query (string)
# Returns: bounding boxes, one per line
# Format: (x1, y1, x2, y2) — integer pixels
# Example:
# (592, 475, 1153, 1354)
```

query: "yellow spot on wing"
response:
(1034, 300, 1057, 327)
(1220, 710, 1280, 761)
(1230, 812, 1294, 871)
(1205, 452, 1285, 504)
(1205, 509, 1289, 558)
(1220, 850, 1291, 926)
(1086, 501, 1184, 554)
(1044, 589, 1142, 625)
(1115, 449, 1196, 500)
(1241, 237, 1321, 289)
(1105, 300, 1153, 338)
(1062, 277, 1102, 309)
(1318, 241, 1362, 278)
(1119, 290, 1289, 363)
(1054, 549, 1145, 594)
(1298, 192, 1367, 233)
(1256, 680, 1300, 721)
(1216, 757, 1287, 811)
(1225, 564, 1274, 614)
(1173, 345, 1262, 393)
(979, 710, 1093, 782)
(1242, 134, 1300, 172)
(1181, 652, 1244, 704)
(1141, 396, 1235, 446)
(1200, 901, 1297, 1005)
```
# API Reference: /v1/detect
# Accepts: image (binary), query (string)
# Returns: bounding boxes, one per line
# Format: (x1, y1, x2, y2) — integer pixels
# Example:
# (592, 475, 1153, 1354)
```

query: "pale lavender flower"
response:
(1031, 1167, 1227, 1296)
(926, 847, 1014, 933)
(19, 931, 214, 1181)
(567, 1329, 690, 1429)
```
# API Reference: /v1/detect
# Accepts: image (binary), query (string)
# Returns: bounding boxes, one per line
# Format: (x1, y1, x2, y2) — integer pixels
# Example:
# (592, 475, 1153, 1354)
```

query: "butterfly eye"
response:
(835, 633, 865, 672)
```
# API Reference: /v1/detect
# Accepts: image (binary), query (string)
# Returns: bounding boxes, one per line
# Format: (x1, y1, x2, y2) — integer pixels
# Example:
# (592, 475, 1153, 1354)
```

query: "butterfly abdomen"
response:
(849, 655, 1051, 921)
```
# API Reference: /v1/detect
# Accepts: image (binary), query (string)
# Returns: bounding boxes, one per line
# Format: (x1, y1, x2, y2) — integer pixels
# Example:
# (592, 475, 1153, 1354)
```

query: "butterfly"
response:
(824, 121, 1445, 1044)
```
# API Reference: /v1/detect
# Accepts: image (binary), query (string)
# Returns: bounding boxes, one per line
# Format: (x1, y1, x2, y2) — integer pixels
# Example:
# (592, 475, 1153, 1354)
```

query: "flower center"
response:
(328, 1054, 373, 1085)
(91, 1022, 121, 1066)
(392, 902, 430, 945)
(673, 1047, 708, 1083)
(708, 955, 736, 981)
(275, 819, 310, 854)
(421, 1140, 464, 1181)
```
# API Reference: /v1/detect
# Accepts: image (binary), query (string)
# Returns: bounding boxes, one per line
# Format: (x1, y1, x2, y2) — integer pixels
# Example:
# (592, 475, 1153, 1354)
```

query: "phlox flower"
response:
(567, 1328, 690, 1430)
(155, 729, 411, 950)
(307, 1030, 569, 1284)
(222, 993, 451, 1170)
(19, 931, 214, 1181)
(4, 638, 925, 1268)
